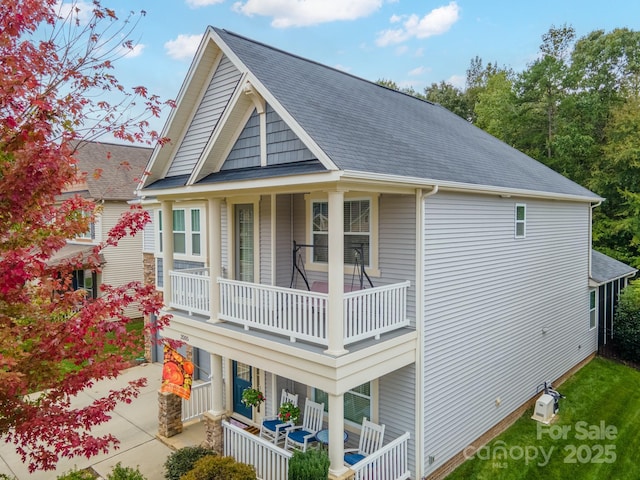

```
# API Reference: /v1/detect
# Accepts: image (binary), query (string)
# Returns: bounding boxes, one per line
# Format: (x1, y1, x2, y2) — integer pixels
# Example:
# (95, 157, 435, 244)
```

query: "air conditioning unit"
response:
(531, 393, 555, 424)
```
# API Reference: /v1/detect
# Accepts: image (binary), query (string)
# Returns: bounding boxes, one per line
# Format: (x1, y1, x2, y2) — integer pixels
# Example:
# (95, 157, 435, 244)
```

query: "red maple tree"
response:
(0, 0, 173, 471)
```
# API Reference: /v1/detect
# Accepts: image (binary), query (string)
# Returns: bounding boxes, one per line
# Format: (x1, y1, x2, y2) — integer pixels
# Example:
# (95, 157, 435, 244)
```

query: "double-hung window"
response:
(157, 208, 202, 257)
(515, 203, 526, 238)
(310, 198, 373, 267)
(314, 382, 372, 426)
(589, 290, 597, 330)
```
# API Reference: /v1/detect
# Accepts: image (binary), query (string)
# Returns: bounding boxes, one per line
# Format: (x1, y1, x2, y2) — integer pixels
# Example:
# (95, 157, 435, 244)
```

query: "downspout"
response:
(416, 184, 438, 477)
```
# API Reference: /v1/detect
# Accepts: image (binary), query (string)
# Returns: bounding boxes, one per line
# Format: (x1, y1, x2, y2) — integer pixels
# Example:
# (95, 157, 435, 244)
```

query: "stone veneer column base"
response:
(203, 411, 225, 454)
(158, 391, 183, 438)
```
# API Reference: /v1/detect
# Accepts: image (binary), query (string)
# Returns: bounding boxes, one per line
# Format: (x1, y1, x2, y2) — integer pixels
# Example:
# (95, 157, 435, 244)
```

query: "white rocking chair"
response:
(344, 417, 385, 466)
(259, 390, 299, 444)
(284, 399, 324, 451)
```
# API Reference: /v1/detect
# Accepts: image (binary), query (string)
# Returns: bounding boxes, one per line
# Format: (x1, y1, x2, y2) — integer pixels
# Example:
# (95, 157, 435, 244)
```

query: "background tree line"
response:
(379, 25, 640, 268)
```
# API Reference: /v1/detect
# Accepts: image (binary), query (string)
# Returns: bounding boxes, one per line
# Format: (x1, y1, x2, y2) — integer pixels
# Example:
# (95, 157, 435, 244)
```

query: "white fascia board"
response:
(141, 170, 344, 199)
(209, 29, 338, 173)
(340, 170, 603, 203)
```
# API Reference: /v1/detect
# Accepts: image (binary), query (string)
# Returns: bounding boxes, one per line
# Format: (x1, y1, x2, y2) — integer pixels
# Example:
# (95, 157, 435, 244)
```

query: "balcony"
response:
(169, 268, 411, 348)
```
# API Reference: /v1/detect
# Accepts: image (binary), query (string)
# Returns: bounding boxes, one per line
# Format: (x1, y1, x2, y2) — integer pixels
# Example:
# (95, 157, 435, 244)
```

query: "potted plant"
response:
(278, 401, 301, 424)
(241, 387, 265, 411)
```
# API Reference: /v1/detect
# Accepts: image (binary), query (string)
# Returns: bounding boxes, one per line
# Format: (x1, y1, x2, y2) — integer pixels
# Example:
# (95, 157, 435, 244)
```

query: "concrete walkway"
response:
(0, 363, 205, 479)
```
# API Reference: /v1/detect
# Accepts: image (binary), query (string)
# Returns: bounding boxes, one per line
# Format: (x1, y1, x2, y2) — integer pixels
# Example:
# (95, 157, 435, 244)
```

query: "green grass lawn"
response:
(446, 357, 640, 480)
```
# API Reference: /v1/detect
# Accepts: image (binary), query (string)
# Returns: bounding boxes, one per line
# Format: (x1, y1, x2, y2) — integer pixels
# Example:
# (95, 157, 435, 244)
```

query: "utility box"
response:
(531, 393, 555, 424)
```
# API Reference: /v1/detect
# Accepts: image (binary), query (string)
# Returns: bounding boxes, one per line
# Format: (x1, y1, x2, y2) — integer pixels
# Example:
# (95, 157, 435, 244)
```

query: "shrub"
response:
(164, 445, 216, 480)
(180, 455, 257, 480)
(288, 448, 330, 480)
(106, 463, 146, 480)
(0, 474, 18, 480)
(55, 468, 96, 480)
(613, 281, 640, 362)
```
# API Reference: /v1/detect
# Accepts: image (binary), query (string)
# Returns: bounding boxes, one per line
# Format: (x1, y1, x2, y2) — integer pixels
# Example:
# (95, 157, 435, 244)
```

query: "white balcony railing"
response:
(169, 267, 210, 316)
(169, 271, 410, 347)
(223, 420, 292, 480)
(181, 381, 211, 422)
(351, 432, 411, 480)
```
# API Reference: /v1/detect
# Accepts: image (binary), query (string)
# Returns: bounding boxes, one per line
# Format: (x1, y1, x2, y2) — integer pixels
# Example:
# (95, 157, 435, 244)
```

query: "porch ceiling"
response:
(162, 312, 417, 395)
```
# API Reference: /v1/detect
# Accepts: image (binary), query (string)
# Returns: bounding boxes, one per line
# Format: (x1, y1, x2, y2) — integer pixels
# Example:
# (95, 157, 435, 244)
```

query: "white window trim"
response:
(311, 379, 379, 432)
(589, 289, 597, 331)
(304, 192, 380, 277)
(156, 204, 205, 261)
(515, 203, 526, 238)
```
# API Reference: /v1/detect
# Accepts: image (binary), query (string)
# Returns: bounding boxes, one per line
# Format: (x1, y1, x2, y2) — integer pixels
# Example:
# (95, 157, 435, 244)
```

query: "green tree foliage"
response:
(423, 81, 472, 121)
(612, 281, 640, 362)
(288, 448, 330, 480)
(180, 455, 256, 480)
(163, 446, 216, 480)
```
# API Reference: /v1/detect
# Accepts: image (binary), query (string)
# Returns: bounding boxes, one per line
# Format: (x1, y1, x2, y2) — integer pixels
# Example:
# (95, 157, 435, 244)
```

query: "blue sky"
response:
(81, 0, 640, 130)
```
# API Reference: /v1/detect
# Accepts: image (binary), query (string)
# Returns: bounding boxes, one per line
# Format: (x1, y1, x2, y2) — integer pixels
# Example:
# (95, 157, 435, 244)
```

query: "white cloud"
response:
(56, 1, 94, 24)
(448, 74, 465, 89)
(333, 64, 352, 72)
(395, 45, 409, 55)
(186, 0, 225, 7)
(232, 0, 383, 28)
(165, 34, 203, 60)
(409, 66, 425, 76)
(414, 47, 424, 57)
(120, 43, 145, 58)
(376, 1, 460, 46)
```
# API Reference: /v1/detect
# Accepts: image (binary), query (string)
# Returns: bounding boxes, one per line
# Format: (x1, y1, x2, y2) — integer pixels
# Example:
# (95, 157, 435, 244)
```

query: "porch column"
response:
(208, 197, 222, 323)
(325, 189, 347, 355)
(161, 200, 174, 305)
(328, 393, 348, 477)
(210, 353, 225, 415)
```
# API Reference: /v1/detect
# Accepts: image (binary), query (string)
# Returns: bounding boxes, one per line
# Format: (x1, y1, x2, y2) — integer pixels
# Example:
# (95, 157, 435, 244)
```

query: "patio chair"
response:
(344, 417, 386, 466)
(284, 399, 325, 451)
(259, 390, 299, 444)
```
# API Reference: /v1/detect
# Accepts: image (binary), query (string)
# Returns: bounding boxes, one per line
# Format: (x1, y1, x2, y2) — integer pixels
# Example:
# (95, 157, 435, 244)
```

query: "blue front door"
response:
(232, 361, 252, 419)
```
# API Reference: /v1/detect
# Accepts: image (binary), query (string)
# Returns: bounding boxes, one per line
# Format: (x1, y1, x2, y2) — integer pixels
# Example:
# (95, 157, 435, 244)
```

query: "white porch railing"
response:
(344, 281, 411, 344)
(169, 267, 210, 316)
(351, 432, 411, 480)
(219, 279, 329, 345)
(223, 420, 292, 480)
(181, 381, 211, 422)
(170, 272, 410, 347)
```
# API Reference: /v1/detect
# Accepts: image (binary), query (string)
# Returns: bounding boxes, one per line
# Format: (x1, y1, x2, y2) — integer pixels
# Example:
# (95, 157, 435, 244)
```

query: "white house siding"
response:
(221, 200, 228, 278)
(421, 192, 594, 476)
(275, 194, 293, 288)
(166, 55, 242, 177)
(379, 364, 417, 478)
(100, 202, 144, 319)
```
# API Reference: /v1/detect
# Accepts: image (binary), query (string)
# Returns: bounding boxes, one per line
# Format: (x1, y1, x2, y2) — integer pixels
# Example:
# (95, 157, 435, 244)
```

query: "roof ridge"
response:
(216, 27, 435, 106)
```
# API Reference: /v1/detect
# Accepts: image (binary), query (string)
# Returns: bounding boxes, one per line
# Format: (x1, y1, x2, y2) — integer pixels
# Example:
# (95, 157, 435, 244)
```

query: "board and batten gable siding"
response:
(421, 193, 594, 475)
(166, 55, 242, 177)
(100, 202, 144, 318)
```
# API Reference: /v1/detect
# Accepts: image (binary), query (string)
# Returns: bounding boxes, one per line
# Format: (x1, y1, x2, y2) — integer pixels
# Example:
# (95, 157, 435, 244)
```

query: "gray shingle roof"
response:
(591, 250, 637, 284)
(72, 141, 152, 201)
(215, 28, 599, 199)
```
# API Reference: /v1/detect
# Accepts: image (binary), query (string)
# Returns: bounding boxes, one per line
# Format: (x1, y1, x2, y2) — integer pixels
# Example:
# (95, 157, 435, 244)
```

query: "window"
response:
(314, 382, 371, 426)
(77, 211, 95, 240)
(515, 204, 526, 238)
(589, 290, 597, 330)
(157, 208, 202, 257)
(72, 269, 96, 299)
(311, 199, 371, 266)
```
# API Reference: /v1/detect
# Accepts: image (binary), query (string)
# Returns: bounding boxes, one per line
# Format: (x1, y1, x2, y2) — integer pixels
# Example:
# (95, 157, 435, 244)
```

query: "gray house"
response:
(138, 27, 632, 479)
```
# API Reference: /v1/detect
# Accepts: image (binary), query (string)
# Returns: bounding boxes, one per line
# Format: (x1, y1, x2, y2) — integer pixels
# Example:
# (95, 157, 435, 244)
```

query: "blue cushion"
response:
(262, 419, 284, 432)
(344, 453, 366, 465)
(287, 430, 314, 444)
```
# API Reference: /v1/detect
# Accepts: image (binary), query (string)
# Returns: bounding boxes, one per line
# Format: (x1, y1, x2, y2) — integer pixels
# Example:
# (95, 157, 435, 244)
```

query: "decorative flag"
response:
(161, 344, 194, 400)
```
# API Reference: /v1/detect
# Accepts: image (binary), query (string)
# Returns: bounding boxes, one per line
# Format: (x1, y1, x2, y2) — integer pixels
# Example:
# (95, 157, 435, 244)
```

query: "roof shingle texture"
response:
(215, 28, 598, 199)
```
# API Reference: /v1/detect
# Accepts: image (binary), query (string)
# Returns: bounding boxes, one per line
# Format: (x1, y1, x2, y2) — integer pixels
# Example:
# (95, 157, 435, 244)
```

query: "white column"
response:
(208, 198, 222, 323)
(161, 200, 174, 306)
(325, 190, 347, 355)
(328, 393, 348, 476)
(210, 353, 225, 415)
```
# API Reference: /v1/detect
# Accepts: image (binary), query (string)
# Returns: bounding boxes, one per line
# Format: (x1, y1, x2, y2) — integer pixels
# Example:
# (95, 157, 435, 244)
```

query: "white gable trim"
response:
(209, 28, 338, 173)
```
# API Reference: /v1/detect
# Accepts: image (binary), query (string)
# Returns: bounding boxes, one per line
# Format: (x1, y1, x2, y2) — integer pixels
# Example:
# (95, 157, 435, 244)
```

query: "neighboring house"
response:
(61, 141, 152, 319)
(137, 28, 635, 479)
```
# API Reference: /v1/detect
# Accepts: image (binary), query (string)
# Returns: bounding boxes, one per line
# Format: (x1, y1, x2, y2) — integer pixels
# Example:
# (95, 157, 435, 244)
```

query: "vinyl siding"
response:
(266, 104, 316, 165)
(259, 195, 272, 285)
(142, 209, 154, 253)
(379, 364, 417, 477)
(166, 55, 241, 177)
(421, 193, 594, 475)
(221, 200, 228, 278)
(275, 194, 293, 287)
(222, 108, 260, 170)
(99, 202, 144, 318)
